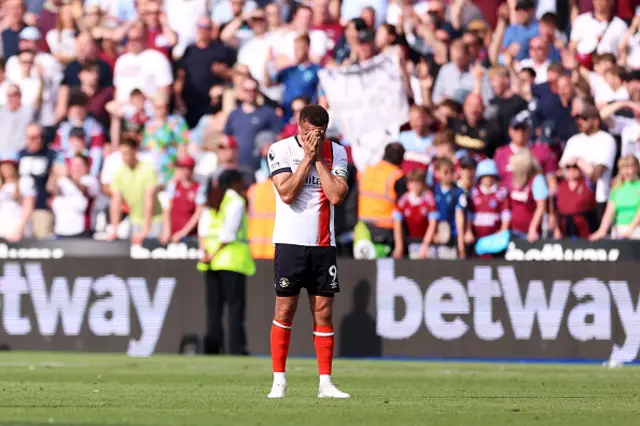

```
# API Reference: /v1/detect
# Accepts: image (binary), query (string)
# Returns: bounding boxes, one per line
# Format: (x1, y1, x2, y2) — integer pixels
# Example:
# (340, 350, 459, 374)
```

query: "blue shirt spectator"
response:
(398, 131, 433, 154)
(224, 80, 283, 170)
(501, 0, 540, 61)
(433, 183, 466, 238)
(276, 64, 320, 121)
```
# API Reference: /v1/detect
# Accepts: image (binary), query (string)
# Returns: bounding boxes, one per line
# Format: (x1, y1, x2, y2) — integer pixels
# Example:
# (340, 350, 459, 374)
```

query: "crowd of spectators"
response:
(0, 0, 638, 259)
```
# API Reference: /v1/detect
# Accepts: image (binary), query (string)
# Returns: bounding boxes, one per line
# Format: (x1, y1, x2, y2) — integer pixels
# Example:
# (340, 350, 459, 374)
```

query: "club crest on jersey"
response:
(279, 278, 290, 288)
(489, 199, 497, 209)
(268, 150, 276, 162)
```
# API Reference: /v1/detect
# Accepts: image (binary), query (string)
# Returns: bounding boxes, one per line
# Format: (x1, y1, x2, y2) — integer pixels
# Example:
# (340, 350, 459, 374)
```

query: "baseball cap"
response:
(175, 156, 196, 169)
(69, 127, 85, 139)
(510, 110, 532, 129)
(357, 29, 375, 43)
(255, 130, 277, 150)
(458, 155, 477, 169)
(19, 26, 41, 41)
(0, 153, 19, 165)
(516, 0, 535, 10)
(218, 135, 238, 150)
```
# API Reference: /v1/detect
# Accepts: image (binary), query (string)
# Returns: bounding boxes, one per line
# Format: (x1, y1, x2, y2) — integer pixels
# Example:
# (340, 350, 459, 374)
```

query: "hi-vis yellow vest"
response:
(196, 190, 256, 276)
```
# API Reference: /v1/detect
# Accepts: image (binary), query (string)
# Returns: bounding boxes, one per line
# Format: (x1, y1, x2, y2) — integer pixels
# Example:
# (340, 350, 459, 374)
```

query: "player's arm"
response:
(315, 144, 349, 205)
(270, 138, 314, 205)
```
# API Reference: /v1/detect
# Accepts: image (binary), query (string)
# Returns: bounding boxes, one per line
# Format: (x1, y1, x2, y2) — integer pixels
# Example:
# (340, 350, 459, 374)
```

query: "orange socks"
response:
(313, 324, 334, 375)
(271, 319, 292, 373)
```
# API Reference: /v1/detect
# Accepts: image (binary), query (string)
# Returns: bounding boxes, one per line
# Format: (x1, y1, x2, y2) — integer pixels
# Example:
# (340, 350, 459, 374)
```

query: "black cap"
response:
(357, 29, 375, 43)
(516, 0, 535, 10)
(69, 127, 85, 139)
(458, 155, 477, 169)
(624, 70, 640, 82)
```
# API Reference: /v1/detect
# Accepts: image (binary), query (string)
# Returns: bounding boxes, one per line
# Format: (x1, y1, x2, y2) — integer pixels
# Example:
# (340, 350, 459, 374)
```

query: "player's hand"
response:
(303, 130, 319, 159)
(314, 132, 324, 161)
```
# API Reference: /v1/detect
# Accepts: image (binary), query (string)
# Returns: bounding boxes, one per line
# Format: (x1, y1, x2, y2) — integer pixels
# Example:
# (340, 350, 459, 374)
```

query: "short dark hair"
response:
(439, 99, 463, 115)
(382, 142, 405, 166)
(74, 153, 90, 167)
(291, 96, 310, 106)
(299, 105, 330, 127)
(130, 88, 144, 98)
(80, 60, 99, 73)
(295, 33, 310, 45)
(120, 138, 139, 150)
(547, 63, 566, 75)
(539, 12, 558, 27)
(68, 90, 89, 107)
(435, 157, 454, 171)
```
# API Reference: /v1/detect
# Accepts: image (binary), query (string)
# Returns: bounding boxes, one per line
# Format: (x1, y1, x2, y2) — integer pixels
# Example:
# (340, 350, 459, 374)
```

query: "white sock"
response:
(319, 374, 332, 387)
(273, 372, 286, 384)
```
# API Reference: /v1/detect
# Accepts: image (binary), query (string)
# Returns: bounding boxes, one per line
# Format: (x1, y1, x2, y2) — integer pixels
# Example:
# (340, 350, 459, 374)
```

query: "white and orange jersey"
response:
(268, 135, 349, 247)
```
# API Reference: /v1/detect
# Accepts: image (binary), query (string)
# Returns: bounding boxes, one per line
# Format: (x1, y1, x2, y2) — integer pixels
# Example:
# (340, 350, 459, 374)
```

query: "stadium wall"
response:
(0, 259, 637, 362)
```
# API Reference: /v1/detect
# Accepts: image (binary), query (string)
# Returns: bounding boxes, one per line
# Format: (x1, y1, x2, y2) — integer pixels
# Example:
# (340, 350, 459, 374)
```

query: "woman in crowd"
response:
(591, 155, 640, 240)
(46, 2, 78, 64)
(142, 92, 191, 183)
(197, 169, 255, 355)
(553, 161, 597, 239)
(508, 150, 548, 242)
(0, 156, 36, 242)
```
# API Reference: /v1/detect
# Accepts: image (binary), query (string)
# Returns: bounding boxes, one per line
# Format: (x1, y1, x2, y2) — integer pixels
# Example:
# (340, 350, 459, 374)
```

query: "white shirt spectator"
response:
(518, 58, 550, 84)
(570, 13, 628, 57)
(341, 0, 387, 27)
(238, 33, 283, 102)
(0, 176, 35, 239)
(273, 29, 330, 62)
(51, 175, 100, 236)
(621, 120, 640, 161)
(5, 72, 57, 128)
(113, 49, 174, 101)
(594, 83, 629, 105)
(626, 32, 640, 69)
(560, 130, 617, 203)
(211, 0, 257, 25)
(45, 29, 77, 59)
(164, 0, 209, 58)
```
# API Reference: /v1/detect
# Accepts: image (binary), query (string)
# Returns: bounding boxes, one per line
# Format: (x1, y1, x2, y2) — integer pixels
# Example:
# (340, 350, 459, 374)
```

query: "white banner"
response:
(319, 52, 409, 170)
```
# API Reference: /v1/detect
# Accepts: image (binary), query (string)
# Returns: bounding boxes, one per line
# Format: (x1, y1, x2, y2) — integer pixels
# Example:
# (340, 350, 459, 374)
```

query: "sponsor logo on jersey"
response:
(305, 175, 322, 187)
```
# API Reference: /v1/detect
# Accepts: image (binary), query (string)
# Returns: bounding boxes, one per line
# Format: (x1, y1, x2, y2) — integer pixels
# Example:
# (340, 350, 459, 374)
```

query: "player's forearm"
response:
(315, 160, 348, 205)
(276, 157, 313, 204)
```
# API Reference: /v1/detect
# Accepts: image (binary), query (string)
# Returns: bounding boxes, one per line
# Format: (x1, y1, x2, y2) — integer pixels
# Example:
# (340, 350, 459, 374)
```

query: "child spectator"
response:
(457, 155, 476, 193)
(392, 168, 438, 259)
(160, 156, 204, 244)
(49, 154, 100, 238)
(54, 127, 91, 171)
(432, 158, 467, 258)
(553, 162, 597, 239)
(53, 90, 105, 177)
(468, 159, 511, 255)
(0, 154, 35, 241)
(508, 150, 548, 242)
(106, 89, 153, 146)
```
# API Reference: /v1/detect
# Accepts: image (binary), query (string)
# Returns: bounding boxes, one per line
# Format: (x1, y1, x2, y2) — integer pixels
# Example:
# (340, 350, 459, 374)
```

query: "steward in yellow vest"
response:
(197, 169, 255, 355)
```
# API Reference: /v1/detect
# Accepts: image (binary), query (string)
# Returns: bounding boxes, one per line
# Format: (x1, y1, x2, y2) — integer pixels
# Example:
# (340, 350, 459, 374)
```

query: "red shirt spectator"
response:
(469, 159, 511, 239)
(495, 143, 558, 187)
(554, 165, 598, 239)
(161, 157, 204, 243)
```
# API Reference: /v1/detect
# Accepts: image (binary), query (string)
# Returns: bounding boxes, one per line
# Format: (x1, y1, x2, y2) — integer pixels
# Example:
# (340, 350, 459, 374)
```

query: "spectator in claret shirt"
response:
(553, 161, 597, 239)
(507, 150, 549, 242)
(53, 90, 104, 177)
(310, 0, 343, 46)
(160, 156, 204, 245)
(392, 168, 439, 260)
(264, 34, 320, 122)
(494, 111, 558, 188)
(468, 159, 511, 253)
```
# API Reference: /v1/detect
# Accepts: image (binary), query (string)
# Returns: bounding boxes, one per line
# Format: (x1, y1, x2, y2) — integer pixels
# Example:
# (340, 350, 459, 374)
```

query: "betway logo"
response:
(0, 263, 176, 357)
(376, 259, 640, 362)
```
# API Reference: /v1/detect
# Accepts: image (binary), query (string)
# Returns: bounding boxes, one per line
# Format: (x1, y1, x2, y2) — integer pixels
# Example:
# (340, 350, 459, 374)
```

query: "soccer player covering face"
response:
(266, 105, 350, 399)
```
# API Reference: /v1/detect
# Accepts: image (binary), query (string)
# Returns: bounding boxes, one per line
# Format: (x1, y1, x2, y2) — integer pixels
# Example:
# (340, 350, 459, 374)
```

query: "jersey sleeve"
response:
(268, 142, 292, 177)
(531, 174, 549, 201)
(331, 144, 349, 180)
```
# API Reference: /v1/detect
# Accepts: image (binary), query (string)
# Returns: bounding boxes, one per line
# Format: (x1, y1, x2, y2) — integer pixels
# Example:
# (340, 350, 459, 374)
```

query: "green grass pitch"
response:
(0, 352, 638, 426)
